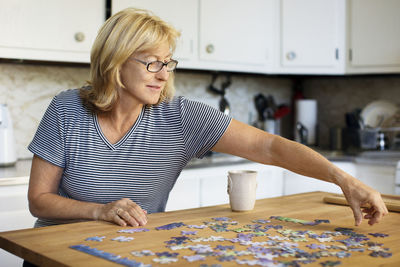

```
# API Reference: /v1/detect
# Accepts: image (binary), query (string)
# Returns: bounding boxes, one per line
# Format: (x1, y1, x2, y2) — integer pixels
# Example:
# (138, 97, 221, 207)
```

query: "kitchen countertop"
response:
(1, 148, 399, 186)
(1, 192, 399, 266)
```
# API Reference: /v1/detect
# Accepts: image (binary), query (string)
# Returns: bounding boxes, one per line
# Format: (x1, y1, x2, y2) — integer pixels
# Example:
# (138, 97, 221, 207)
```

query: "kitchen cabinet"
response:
(283, 161, 355, 195)
(278, 0, 400, 74)
(0, 184, 36, 267)
(0, 0, 105, 63)
(197, 0, 276, 73)
(278, 0, 343, 74)
(355, 163, 397, 195)
(166, 161, 284, 211)
(111, 0, 277, 73)
(283, 160, 398, 196)
(346, 0, 400, 73)
(111, 0, 198, 65)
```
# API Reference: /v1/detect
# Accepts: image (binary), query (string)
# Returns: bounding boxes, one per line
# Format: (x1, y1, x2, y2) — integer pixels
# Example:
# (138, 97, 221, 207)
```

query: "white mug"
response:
(227, 170, 258, 211)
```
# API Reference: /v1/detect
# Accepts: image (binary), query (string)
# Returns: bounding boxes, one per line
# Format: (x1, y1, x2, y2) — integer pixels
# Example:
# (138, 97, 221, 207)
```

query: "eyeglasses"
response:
(134, 58, 178, 73)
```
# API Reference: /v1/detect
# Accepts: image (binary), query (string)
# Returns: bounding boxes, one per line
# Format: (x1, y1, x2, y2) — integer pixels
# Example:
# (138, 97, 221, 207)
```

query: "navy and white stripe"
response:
(28, 89, 231, 227)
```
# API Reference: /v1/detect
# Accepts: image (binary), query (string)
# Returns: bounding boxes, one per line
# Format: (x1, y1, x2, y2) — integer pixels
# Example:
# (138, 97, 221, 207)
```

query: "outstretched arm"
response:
(212, 119, 388, 226)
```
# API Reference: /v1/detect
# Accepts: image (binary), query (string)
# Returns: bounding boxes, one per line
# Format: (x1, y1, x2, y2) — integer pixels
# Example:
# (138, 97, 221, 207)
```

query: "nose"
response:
(155, 66, 169, 81)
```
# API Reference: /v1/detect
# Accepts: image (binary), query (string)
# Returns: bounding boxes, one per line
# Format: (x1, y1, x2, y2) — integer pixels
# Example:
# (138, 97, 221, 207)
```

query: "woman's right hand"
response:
(94, 198, 148, 227)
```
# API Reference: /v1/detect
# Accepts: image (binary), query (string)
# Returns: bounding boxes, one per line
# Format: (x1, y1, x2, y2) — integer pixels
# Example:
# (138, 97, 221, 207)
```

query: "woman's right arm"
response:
(28, 155, 147, 226)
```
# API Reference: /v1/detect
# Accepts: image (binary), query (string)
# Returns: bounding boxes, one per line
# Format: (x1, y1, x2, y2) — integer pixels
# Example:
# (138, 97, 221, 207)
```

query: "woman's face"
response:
(119, 42, 171, 106)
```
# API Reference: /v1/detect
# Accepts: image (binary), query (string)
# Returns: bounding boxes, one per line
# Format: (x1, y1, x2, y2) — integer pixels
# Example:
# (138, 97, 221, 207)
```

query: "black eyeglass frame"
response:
(134, 58, 178, 73)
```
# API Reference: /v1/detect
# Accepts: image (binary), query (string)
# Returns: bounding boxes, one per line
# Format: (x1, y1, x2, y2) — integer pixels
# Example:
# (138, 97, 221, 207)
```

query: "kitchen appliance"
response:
(294, 99, 317, 145)
(0, 104, 17, 166)
(208, 73, 231, 116)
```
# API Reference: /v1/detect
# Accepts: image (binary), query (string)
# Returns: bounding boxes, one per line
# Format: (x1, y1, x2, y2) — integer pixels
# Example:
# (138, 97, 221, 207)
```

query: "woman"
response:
(28, 8, 387, 229)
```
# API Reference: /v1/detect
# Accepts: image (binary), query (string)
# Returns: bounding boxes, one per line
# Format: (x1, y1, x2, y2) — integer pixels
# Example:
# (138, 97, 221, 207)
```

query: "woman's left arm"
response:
(212, 119, 388, 226)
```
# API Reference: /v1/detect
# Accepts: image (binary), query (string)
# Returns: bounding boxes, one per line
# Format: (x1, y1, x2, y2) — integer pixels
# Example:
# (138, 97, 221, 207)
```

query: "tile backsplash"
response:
(1, 62, 399, 159)
(303, 75, 400, 148)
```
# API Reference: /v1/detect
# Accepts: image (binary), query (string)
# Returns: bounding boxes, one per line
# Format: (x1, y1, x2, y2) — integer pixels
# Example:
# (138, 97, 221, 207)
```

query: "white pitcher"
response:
(0, 104, 17, 166)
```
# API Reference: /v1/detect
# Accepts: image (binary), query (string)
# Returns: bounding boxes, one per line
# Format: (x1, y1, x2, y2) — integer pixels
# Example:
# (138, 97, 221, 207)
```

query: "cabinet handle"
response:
(286, 51, 296, 61)
(206, 44, 214, 54)
(74, 32, 85, 42)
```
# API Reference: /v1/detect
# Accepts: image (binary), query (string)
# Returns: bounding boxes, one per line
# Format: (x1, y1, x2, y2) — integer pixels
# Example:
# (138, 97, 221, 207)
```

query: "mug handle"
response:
(227, 175, 233, 195)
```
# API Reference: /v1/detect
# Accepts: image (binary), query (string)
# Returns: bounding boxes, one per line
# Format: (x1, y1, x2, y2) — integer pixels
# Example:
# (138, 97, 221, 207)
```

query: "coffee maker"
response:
(0, 104, 17, 166)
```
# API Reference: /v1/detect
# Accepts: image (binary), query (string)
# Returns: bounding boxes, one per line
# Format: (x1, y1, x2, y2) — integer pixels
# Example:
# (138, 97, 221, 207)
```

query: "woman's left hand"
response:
(341, 176, 388, 226)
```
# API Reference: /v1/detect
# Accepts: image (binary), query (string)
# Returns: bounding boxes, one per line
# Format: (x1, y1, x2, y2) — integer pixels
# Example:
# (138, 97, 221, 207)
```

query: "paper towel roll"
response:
(295, 99, 317, 145)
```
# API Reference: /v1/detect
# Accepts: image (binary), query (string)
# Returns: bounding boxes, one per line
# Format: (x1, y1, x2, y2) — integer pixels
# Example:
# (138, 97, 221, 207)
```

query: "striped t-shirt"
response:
(28, 89, 231, 227)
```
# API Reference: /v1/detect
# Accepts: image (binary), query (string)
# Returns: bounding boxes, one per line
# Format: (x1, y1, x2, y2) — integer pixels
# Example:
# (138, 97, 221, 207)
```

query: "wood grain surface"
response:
(0, 192, 399, 266)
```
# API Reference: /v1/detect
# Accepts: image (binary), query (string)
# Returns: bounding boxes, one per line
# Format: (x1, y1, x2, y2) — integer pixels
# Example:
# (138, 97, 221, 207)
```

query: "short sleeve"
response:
(180, 98, 232, 158)
(28, 95, 66, 168)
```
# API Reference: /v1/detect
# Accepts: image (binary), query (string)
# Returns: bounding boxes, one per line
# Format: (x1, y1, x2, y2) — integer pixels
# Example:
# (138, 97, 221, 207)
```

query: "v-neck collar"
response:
(93, 106, 146, 150)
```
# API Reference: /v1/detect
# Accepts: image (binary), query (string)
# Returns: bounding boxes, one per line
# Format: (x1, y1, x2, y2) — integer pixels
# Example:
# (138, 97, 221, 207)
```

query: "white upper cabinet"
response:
(347, 0, 400, 73)
(278, 0, 400, 74)
(111, 0, 198, 65)
(0, 0, 105, 63)
(278, 0, 343, 74)
(197, 0, 276, 73)
(112, 0, 276, 73)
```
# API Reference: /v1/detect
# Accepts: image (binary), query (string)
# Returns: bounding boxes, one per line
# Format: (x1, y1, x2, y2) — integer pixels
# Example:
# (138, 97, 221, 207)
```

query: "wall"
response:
(0, 63, 293, 159)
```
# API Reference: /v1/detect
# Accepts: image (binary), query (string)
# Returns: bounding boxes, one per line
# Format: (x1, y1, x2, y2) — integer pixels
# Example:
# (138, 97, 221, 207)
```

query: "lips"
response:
(147, 85, 163, 91)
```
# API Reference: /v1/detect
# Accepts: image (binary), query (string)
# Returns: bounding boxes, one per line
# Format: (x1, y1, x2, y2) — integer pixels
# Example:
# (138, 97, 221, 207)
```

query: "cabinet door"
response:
(198, 162, 283, 207)
(165, 169, 201, 211)
(199, 0, 276, 70)
(111, 0, 197, 64)
(0, 184, 36, 267)
(283, 162, 354, 195)
(355, 163, 396, 195)
(0, 0, 105, 63)
(348, 0, 400, 70)
(279, 0, 341, 71)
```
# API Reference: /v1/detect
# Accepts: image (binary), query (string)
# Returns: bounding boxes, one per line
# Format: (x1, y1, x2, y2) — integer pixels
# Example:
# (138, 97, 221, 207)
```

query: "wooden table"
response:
(0, 192, 399, 266)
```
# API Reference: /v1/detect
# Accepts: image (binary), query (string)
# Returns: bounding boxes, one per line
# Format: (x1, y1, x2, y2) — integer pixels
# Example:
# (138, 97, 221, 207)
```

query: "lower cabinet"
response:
(282, 162, 356, 195)
(355, 163, 397, 195)
(0, 184, 36, 267)
(166, 162, 284, 211)
(167, 159, 398, 212)
(282, 161, 398, 196)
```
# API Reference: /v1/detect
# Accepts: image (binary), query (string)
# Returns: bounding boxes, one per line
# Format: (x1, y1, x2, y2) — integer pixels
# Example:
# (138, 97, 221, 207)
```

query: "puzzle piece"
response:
(70, 245, 150, 267)
(155, 222, 185, 230)
(111, 236, 134, 242)
(85, 236, 105, 242)
(183, 255, 206, 262)
(369, 232, 389, 238)
(187, 224, 207, 229)
(118, 228, 150, 233)
(212, 217, 232, 221)
(130, 250, 155, 257)
(181, 230, 197, 235)
(270, 216, 330, 226)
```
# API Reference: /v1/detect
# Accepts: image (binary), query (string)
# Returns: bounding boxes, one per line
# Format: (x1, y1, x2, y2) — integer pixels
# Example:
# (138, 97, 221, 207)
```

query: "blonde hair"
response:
(80, 8, 180, 113)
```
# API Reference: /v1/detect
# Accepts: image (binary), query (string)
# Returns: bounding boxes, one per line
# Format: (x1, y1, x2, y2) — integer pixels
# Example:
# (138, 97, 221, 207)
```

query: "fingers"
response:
(111, 199, 147, 227)
(116, 203, 147, 227)
(350, 203, 363, 226)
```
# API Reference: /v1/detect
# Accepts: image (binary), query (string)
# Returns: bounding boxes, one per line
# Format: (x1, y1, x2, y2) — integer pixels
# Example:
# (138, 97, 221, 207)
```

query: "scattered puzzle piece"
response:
(155, 222, 185, 230)
(70, 244, 150, 267)
(183, 255, 206, 262)
(111, 236, 134, 242)
(85, 236, 105, 242)
(118, 228, 149, 233)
